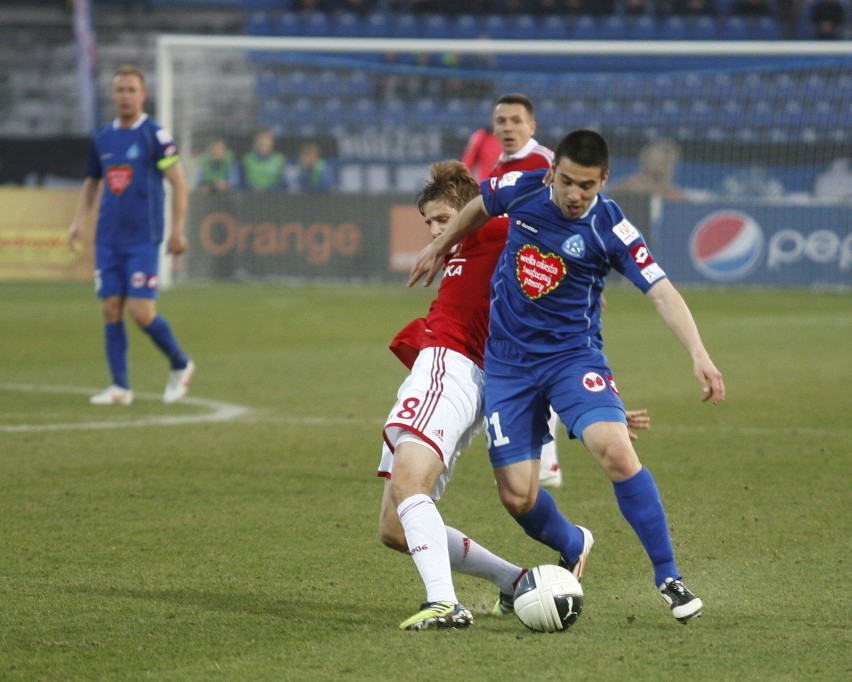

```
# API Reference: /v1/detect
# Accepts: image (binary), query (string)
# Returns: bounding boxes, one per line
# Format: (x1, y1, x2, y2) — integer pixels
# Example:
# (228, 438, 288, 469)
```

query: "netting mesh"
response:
(159, 37, 851, 283)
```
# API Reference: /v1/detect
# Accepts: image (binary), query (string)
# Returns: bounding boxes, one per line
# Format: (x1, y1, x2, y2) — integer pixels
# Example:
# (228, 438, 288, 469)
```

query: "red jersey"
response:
(390, 138, 553, 370)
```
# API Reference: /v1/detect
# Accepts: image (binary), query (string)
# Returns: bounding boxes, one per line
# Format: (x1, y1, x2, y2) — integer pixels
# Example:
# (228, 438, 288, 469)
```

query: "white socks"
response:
(445, 526, 524, 595)
(397, 494, 456, 604)
(540, 407, 560, 472)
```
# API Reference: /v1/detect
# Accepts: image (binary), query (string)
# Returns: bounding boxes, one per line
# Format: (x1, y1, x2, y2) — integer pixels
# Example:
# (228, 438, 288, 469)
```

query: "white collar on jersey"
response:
(111, 113, 148, 130)
(499, 137, 540, 163)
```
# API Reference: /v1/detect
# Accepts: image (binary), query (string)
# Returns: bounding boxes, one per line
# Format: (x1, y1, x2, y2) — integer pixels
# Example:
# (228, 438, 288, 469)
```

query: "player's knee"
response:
(498, 487, 536, 517)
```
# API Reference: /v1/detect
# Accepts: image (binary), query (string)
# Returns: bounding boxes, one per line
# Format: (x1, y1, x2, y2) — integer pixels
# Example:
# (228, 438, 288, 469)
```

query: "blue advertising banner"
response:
(651, 203, 851, 288)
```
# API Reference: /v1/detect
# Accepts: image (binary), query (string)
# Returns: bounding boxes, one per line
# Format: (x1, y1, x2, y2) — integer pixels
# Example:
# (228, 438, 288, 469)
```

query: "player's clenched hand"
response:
(66, 223, 82, 252)
(408, 242, 444, 288)
(625, 408, 649, 441)
(167, 234, 188, 258)
(695, 358, 725, 404)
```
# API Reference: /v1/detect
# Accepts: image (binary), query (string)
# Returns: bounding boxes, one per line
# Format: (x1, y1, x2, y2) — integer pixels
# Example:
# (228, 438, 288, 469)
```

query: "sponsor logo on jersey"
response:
(131, 271, 146, 288)
(516, 244, 567, 300)
(562, 234, 586, 258)
(689, 210, 764, 281)
(606, 373, 620, 395)
(612, 219, 640, 245)
(106, 164, 133, 195)
(582, 372, 606, 393)
(640, 263, 665, 284)
(515, 219, 538, 234)
(156, 128, 175, 145)
(432, 428, 444, 441)
(445, 257, 465, 277)
(127, 143, 140, 160)
(498, 171, 523, 188)
(629, 242, 654, 267)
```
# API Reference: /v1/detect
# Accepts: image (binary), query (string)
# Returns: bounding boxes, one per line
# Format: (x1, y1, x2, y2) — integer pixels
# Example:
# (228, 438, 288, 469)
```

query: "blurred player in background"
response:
(409, 129, 725, 624)
(68, 65, 195, 406)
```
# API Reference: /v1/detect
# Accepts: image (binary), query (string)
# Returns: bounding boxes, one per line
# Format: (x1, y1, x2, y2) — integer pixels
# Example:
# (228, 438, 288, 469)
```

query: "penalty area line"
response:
(0, 383, 252, 433)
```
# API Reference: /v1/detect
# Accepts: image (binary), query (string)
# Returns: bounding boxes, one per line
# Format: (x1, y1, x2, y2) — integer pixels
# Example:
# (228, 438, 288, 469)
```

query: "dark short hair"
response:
(494, 93, 535, 119)
(417, 160, 480, 214)
(554, 129, 610, 174)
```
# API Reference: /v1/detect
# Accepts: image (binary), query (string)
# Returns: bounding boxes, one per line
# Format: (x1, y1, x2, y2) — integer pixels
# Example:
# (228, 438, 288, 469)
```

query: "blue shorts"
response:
(484, 338, 626, 468)
(94, 243, 161, 300)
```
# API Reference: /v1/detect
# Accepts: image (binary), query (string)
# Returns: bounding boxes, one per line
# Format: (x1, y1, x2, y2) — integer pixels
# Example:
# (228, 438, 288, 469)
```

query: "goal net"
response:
(156, 36, 851, 287)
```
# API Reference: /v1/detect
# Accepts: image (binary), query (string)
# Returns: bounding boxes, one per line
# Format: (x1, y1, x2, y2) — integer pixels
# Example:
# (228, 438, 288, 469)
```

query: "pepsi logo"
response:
(689, 211, 764, 281)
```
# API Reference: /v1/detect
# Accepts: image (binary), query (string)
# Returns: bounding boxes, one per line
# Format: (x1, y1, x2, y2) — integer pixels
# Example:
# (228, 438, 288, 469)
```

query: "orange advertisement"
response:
(389, 204, 431, 273)
(0, 188, 94, 281)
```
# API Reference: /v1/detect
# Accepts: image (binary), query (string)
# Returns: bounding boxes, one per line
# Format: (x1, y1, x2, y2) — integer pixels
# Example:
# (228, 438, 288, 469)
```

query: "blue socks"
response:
(614, 467, 679, 586)
(142, 315, 189, 370)
(105, 321, 129, 388)
(515, 488, 585, 563)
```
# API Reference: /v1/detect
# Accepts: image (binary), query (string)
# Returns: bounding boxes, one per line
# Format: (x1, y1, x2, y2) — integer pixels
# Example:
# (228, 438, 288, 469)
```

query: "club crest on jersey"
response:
(516, 244, 567, 300)
(562, 234, 586, 258)
(582, 372, 606, 393)
(106, 164, 133, 195)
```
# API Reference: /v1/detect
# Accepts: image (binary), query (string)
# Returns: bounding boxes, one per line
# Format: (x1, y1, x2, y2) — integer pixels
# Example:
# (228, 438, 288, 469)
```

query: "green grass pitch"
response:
(1, 281, 849, 681)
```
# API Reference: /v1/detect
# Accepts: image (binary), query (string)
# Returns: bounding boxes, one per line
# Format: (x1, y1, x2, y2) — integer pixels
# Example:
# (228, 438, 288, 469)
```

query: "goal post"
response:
(155, 35, 851, 287)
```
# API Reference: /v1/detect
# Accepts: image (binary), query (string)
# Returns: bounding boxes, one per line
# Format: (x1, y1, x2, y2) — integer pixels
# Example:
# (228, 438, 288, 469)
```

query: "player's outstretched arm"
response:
(408, 196, 492, 288)
(645, 279, 726, 404)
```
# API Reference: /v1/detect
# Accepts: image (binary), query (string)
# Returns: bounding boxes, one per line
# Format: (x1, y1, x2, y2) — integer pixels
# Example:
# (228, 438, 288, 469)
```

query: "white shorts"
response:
(377, 346, 485, 501)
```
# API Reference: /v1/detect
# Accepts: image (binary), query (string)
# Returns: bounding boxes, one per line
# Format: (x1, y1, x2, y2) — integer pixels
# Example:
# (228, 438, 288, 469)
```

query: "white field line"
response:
(0, 383, 251, 433)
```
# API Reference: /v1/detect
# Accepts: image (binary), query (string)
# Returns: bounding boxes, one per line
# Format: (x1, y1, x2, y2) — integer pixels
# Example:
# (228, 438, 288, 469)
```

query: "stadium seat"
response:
(571, 15, 599, 40)
(481, 15, 510, 40)
(452, 14, 481, 40)
(444, 98, 470, 124)
(279, 69, 309, 95)
(540, 15, 570, 41)
(245, 11, 274, 36)
(720, 16, 749, 40)
(259, 97, 284, 127)
(659, 16, 688, 40)
(688, 16, 719, 41)
(688, 99, 715, 126)
(749, 17, 781, 40)
(363, 12, 390, 37)
(383, 97, 408, 124)
(422, 14, 449, 40)
(599, 16, 627, 41)
(333, 12, 362, 38)
(302, 11, 331, 37)
(626, 15, 658, 40)
(256, 69, 278, 96)
(565, 99, 592, 127)
(392, 13, 420, 38)
(510, 14, 538, 41)
(277, 11, 301, 36)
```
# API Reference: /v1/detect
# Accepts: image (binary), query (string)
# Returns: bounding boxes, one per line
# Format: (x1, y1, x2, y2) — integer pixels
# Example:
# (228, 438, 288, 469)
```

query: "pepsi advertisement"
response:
(651, 204, 851, 288)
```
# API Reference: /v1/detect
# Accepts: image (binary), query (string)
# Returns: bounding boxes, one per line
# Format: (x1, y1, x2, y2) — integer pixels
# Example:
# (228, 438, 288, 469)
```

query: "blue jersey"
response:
(481, 169, 667, 354)
(85, 114, 180, 246)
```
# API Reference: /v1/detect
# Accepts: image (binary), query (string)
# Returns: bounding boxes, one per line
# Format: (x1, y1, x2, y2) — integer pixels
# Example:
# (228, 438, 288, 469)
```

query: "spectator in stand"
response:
(777, 0, 804, 39)
(730, 0, 772, 17)
(289, 142, 335, 193)
(242, 130, 286, 192)
(809, 0, 847, 39)
(195, 137, 239, 194)
(624, 0, 650, 16)
(461, 127, 502, 182)
(658, 0, 717, 16)
(608, 139, 688, 202)
(583, 0, 617, 15)
(337, 0, 376, 13)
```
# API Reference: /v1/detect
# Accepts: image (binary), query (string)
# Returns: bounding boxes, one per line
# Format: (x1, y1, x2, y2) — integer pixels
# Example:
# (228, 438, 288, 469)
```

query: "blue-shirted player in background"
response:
(68, 65, 194, 406)
(409, 129, 725, 624)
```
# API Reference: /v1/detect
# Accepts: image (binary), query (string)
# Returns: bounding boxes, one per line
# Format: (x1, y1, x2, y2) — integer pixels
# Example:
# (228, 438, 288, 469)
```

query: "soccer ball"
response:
(514, 564, 584, 633)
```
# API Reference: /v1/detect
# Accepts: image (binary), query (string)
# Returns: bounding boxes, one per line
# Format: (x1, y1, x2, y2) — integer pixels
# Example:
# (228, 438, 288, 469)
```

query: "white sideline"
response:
(0, 383, 251, 433)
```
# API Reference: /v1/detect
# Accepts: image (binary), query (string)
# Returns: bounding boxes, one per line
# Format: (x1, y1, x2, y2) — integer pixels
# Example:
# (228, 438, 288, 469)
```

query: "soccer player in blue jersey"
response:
(68, 65, 194, 406)
(409, 129, 725, 624)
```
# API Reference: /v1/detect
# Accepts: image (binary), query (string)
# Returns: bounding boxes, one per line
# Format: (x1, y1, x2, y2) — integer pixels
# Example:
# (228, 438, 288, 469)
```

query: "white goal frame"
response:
(155, 35, 851, 286)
